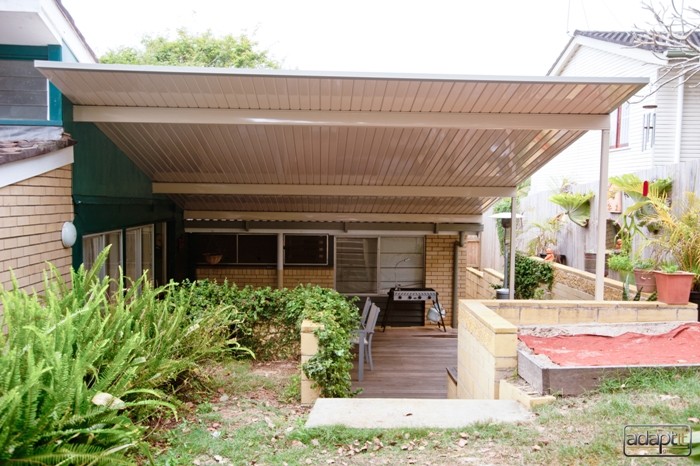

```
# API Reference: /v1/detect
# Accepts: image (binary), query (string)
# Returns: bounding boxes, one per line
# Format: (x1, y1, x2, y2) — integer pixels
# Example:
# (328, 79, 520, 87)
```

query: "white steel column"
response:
(509, 196, 517, 300)
(595, 129, 611, 300)
(277, 233, 284, 289)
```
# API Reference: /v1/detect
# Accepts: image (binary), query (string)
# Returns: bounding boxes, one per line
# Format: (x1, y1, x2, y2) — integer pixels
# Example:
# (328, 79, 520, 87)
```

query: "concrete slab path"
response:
(305, 398, 532, 429)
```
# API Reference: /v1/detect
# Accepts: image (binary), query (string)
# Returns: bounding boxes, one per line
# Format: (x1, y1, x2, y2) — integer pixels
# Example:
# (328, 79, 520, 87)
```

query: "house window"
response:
(189, 233, 277, 265)
(284, 234, 330, 265)
(82, 230, 122, 293)
(335, 236, 425, 294)
(642, 110, 656, 151)
(126, 225, 154, 283)
(610, 103, 630, 149)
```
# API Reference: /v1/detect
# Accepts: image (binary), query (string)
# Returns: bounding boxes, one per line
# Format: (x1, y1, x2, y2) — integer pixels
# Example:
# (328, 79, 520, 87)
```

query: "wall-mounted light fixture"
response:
(61, 221, 77, 248)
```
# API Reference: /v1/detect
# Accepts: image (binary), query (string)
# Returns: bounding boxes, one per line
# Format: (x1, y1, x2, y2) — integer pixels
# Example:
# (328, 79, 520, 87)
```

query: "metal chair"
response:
(353, 303, 380, 381)
(359, 296, 372, 329)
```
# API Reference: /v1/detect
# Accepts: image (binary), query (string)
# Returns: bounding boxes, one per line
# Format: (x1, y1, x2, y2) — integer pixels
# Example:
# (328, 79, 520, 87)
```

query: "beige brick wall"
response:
(196, 267, 277, 288)
(196, 266, 333, 289)
(465, 267, 503, 299)
(425, 235, 469, 327)
(283, 267, 334, 289)
(479, 300, 698, 326)
(300, 319, 322, 404)
(457, 300, 518, 399)
(465, 258, 645, 302)
(0, 166, 73, 295)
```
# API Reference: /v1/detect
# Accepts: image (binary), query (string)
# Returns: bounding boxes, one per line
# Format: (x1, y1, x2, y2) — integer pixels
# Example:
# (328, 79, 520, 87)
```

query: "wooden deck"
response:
(351, 326, 458, 398)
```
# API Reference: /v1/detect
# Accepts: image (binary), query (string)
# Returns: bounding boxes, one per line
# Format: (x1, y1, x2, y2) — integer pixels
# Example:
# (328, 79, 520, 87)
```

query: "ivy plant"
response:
(514, 253, 554, 299)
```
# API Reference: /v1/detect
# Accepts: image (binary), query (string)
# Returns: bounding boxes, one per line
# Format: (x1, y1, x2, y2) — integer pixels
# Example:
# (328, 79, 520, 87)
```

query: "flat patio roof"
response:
(36, 62, 647, 227)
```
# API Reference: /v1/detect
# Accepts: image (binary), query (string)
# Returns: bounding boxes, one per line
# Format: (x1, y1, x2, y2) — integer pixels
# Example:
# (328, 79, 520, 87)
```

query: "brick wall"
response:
(465, 267, 503, 299)
(465, 259, 641, 302)
(283, 267, 334, 289)
(424, 235, 468, 327)
(0, 166, 73, 295)
(196, 267, 277, 287)
(196, 266, 334, 289)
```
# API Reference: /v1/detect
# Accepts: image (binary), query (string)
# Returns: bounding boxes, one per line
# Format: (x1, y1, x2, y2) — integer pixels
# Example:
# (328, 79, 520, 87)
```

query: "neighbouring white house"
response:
(486, 30, 700, 276)
(531, 30, 700, 192)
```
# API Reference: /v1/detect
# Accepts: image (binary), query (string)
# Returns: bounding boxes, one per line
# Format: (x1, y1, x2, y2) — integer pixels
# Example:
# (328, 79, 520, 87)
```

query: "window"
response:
(126, 225, 154, 283)
(335, 236, 425, 294)
(238, 234, 277, 264)
(610, 103, 630, 149)
(642, 110, 656, 151)
(82, 230, 122, 293)
(83, 224, 165, 290)
(284, 234, 330, 265)
(189, 233, 276, 265)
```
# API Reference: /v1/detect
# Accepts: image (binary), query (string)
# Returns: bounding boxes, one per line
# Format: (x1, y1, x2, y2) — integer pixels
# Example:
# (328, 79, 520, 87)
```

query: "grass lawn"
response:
(147, 362, 700, 465)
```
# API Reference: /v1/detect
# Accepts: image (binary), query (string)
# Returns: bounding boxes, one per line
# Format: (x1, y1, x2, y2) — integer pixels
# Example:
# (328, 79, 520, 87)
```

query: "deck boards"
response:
(351, 326, 458, 398)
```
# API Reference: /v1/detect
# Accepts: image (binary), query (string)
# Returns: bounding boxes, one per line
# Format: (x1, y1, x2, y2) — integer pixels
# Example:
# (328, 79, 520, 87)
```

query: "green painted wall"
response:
(62, 99, 185, 277)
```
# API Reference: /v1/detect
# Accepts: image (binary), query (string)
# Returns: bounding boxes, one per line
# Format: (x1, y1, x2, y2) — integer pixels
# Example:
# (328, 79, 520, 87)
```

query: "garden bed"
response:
(517, 322, 700, 395)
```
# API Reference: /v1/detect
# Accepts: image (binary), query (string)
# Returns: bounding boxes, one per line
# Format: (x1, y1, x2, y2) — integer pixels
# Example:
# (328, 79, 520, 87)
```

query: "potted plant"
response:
(607, 252, 634, 285)
(632, 257, 657, 294)
(636, 192, 700, 305)
(654, 264, 695, 305)
(526, 213, 564, 257)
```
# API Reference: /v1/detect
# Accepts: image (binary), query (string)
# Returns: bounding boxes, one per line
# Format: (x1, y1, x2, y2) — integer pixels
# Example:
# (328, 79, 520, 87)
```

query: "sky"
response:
(61, 0, 685, 76)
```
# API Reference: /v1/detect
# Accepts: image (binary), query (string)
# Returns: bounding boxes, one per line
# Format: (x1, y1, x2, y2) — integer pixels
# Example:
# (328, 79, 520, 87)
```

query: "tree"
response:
(100, 29, 279, 69)
(635, 1, 700, 87)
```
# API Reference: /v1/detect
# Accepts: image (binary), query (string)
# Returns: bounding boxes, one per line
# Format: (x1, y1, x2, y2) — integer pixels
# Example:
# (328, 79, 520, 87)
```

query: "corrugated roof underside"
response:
(96, 123, 584, 189)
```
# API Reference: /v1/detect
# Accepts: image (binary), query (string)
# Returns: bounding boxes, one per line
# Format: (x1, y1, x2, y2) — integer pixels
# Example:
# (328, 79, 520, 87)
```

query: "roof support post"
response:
(277, 233, 284, 289)
(509, 196, 517, 300)
(595, 129, 611, 300)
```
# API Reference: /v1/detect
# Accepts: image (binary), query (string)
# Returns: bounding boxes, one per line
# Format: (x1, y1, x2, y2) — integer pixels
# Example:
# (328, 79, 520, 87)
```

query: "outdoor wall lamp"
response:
(61, 221, 77, 248)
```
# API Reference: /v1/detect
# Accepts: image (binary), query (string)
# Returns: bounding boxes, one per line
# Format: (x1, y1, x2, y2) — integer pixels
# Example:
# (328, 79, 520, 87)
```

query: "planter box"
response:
(654, 271, 694, 305)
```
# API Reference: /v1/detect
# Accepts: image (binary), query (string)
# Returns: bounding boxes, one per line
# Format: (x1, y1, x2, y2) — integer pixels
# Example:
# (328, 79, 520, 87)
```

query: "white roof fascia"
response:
(551, 35, 667, 76)
(0, 145, 73, 188)
(34, 60, 650, 86)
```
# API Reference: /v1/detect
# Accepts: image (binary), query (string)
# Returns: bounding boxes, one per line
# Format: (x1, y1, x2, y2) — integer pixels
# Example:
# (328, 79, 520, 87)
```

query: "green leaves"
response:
(549, 192, 594, 227)
(514, 254, 554, 299)
(100, 29, 279, 69)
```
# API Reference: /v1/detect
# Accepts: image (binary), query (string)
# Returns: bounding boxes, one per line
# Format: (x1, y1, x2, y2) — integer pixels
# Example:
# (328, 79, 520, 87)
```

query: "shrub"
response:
(0, 249, 245, 464)
(514, 253, 554, 299)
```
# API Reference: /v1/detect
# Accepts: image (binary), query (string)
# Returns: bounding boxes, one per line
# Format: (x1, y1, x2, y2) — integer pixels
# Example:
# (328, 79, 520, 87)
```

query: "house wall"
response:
(0, 166, 73, 294)
(195, 266, 334, 289)
(425, 235, 468, 327)
(457, 299, 697, 400)
(61, 101, 184, 278)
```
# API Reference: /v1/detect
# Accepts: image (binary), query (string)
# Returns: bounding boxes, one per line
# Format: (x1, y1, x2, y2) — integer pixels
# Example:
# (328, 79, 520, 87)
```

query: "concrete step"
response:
(305, 398, 533, 429)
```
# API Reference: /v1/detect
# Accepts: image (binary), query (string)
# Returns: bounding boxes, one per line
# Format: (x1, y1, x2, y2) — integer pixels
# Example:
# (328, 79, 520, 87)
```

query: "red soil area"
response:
(518, 323, 700, 367)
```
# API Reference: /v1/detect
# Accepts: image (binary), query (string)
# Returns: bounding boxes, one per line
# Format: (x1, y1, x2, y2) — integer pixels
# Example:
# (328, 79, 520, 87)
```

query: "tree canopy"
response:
(100, 29, 279, 69)
(636, 1, 700, 86)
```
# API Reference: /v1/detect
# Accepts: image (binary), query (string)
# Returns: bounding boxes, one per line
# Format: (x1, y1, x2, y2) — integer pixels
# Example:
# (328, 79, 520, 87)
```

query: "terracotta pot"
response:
(633, 269, 657, 294)
(654, 271, 694, 305)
